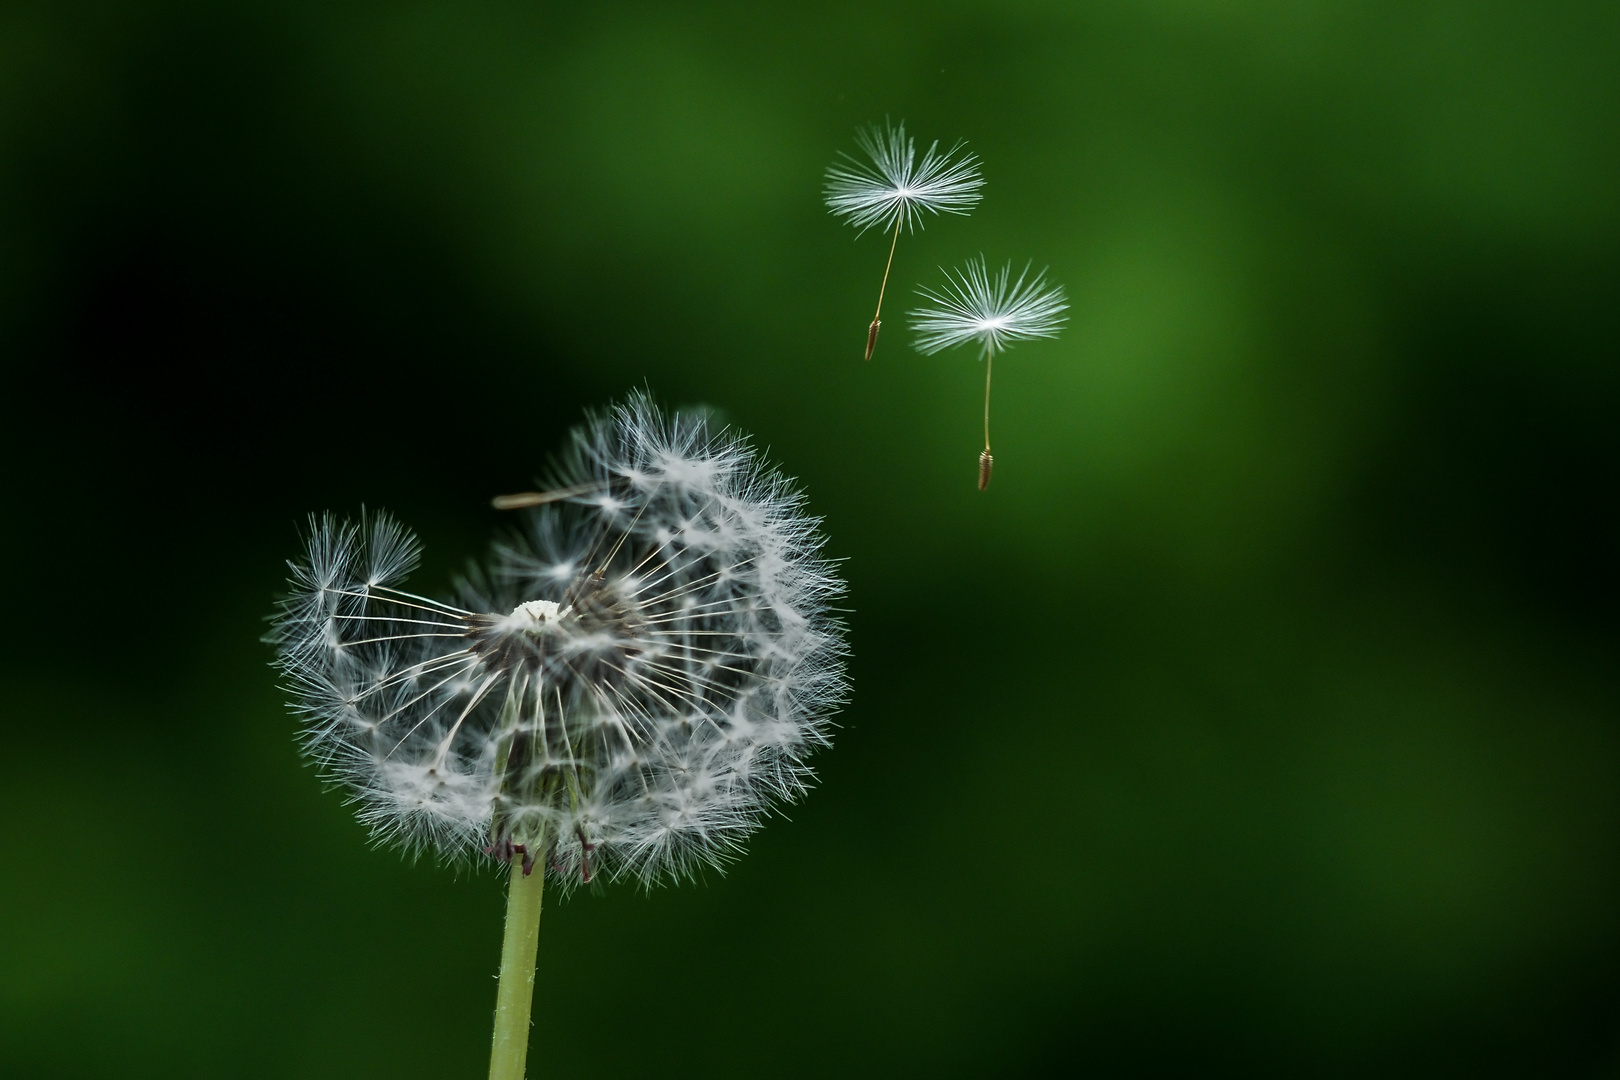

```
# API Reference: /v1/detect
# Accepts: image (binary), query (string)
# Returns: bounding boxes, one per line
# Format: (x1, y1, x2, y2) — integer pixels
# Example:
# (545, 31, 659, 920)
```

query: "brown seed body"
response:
(864, 318, 882, 361)
(978, 449, 994, 491)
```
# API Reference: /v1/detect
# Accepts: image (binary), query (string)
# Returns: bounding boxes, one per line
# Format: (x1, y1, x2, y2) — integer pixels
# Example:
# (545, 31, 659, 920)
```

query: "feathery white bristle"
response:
(909, 257, 1069, 357)
(823, 120, 984, 235)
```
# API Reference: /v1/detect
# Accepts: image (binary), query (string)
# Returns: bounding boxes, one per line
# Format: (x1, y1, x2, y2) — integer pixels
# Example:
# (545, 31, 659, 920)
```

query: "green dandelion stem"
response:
(488, 859, 546, 1080)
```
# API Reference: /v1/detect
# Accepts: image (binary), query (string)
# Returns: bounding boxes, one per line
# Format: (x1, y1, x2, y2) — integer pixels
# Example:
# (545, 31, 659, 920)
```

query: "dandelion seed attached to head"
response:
(824, 120, 984, 361)
(909, 257, 1069, 489)
(267, 395, 849, 1080)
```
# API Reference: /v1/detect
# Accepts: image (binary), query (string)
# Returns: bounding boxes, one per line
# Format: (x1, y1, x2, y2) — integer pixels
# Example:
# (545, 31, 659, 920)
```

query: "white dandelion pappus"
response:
(823, 120, 985, 235)
(911, 257, 1069, 356)
(909, 257, 1069, 489)
(268, 395, 848, 892)
(823, 119, 985, 360)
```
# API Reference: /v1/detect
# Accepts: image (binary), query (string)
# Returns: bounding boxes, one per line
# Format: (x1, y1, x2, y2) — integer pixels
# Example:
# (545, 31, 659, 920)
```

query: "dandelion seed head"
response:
(909, 256, 1070, 358)
(268, 394, 848, 892)
(823, 119, 984, 235)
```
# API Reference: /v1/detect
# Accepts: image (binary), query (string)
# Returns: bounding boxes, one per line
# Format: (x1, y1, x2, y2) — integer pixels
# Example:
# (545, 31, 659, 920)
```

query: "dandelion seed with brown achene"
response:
(910, 257, 1069, 489)
(824, 120, 984, 360)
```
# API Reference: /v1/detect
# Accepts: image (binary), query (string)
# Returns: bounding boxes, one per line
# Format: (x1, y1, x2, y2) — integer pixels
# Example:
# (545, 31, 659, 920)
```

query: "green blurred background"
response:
(2, 1, 1618, 1076)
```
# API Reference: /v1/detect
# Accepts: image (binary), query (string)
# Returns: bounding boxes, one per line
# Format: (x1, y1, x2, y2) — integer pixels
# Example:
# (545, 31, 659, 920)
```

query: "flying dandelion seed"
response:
(910, 257, 1069, 489)
(824, 120, 984, 360)
(267, 394, 848, 1079)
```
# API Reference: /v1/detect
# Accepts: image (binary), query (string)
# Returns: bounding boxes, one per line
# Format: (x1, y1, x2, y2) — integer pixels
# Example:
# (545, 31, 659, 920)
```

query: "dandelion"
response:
(267, 394, 847, 1080)
(824, 120, 984, 360)
(910, 257, 1068, 489)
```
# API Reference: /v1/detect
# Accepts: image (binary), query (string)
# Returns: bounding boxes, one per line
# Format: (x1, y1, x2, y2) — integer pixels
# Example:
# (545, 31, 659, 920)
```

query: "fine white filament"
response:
(823, 120, 985, 235)
(909, 257, 1069, 358)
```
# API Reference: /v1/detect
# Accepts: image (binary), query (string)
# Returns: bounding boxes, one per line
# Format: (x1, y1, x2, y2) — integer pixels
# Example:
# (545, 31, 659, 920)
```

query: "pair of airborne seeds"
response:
(825, 119, 1069, 491)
